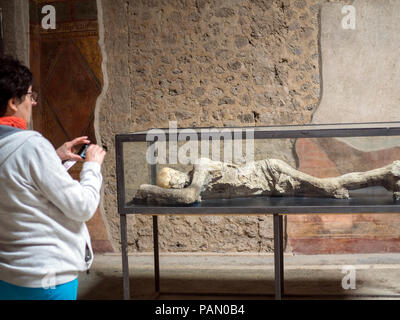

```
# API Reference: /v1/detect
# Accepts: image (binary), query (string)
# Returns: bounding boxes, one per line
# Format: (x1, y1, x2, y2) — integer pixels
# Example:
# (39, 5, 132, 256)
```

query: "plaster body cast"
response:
(134, 157, 400, 205)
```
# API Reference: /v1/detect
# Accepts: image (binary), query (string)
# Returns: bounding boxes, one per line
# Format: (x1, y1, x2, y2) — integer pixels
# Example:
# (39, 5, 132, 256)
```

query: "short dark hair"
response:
(0, 55, 33, 116)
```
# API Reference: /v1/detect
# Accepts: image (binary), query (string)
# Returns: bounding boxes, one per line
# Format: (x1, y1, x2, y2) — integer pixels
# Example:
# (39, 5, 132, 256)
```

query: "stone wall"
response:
(0, 0, 30, 65)
(97, 0, 348, 253)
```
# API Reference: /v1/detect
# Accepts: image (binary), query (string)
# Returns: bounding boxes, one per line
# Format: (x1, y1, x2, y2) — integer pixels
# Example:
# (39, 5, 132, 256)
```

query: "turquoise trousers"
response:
(0, 278, 78, 300)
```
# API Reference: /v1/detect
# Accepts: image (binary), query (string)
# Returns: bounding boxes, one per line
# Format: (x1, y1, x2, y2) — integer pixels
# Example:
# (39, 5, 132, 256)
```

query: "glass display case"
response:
(116, 121, 400, 215)
(115, 121, 400, 300)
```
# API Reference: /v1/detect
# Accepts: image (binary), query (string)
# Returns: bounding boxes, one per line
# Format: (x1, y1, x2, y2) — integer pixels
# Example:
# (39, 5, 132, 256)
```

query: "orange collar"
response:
(0, 117, 27, 130)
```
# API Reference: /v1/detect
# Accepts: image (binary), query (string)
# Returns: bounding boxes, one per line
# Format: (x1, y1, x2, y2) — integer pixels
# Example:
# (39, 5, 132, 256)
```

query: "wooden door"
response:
(29, 0, 113, 253)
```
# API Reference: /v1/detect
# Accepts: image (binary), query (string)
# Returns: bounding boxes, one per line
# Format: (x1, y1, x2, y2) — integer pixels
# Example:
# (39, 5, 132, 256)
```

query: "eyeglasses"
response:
(26, 91, 38, 103)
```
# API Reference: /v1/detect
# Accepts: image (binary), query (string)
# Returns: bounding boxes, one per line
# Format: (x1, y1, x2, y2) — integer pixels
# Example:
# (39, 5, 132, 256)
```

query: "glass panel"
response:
(120, 127, 400, 210)
(123, 141, 150, 204)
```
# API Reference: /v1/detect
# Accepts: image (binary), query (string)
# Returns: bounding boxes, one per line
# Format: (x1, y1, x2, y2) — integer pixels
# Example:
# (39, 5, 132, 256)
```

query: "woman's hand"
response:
(85, 144, 107, 165)
(56, 136, 90, 161)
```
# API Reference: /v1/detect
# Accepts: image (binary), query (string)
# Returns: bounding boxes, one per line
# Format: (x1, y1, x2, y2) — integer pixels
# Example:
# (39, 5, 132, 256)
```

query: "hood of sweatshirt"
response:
(0, 125, 40, 169)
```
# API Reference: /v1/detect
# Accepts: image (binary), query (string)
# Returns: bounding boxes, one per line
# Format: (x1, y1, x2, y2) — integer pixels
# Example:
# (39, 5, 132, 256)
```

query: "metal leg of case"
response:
(273, 213, 284, 300)
(153, 215, 160, 293)
(120, 214, 130, 300)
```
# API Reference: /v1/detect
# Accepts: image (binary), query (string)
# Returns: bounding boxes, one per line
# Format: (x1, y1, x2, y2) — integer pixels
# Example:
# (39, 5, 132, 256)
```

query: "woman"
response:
(0, 55, 106, 300)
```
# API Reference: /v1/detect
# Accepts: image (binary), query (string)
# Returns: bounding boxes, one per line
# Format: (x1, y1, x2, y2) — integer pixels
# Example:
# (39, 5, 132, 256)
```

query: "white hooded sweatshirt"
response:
(0, 125, 102, 287)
